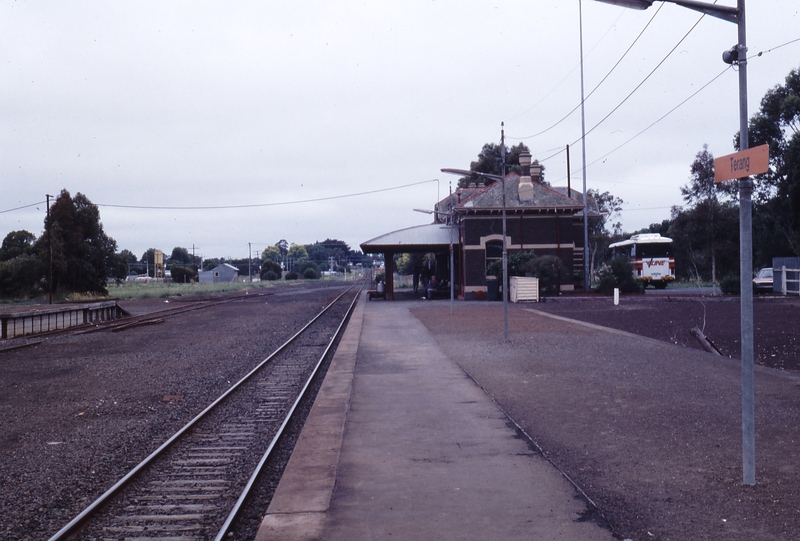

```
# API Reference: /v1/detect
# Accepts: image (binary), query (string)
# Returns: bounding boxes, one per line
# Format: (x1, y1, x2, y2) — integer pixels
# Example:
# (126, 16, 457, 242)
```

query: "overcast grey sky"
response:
(2, 1, 798, 261)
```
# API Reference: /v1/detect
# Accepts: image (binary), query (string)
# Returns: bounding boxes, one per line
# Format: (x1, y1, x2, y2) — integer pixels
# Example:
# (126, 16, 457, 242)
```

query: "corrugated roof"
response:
(361, 223, 456, 253)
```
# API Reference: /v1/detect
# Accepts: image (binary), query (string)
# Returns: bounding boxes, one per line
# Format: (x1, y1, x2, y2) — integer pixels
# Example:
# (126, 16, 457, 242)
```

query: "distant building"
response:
(198, 263, 239, 284)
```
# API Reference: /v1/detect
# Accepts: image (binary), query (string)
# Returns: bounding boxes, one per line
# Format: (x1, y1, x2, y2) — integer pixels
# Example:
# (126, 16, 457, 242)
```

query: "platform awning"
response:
(361, 223, 457, 301)
(360, 223, 456, 254)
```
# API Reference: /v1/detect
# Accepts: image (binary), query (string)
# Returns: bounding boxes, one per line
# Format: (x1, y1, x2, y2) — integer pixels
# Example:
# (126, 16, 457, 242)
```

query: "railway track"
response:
(47, 283, 362, 540)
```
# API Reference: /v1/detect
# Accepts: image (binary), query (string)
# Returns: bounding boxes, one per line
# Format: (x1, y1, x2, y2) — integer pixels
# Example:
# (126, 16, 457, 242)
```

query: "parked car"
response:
(753, 267, 773, 293)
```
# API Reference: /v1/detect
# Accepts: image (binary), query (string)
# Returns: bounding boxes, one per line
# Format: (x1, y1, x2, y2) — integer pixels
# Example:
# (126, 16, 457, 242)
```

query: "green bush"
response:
(0, 254, 44, 298)
(170, 265, 196, 283)
(720, 273, 740, 294)
(487, 252, 533, 282)
(595, 258, 644, 295)
(486, 252, 567, 294)
(525, 255, 565, 293)
(299, 261, 321, 279)
(285, 271, 299, 280)
(596, 266, 617, 296)
(261, 260, 282, 281)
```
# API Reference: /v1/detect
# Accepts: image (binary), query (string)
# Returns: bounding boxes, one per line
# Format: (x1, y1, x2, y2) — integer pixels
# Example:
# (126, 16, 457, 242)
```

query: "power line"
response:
(511, 7, 706, 164)
(511, 3, 664, 140)
(625, 205, 676, 212)
(754, 36, 800, 57)
(0, 201, 46, 214)
(541, 65, 730, 185)
(549, 32, 798, 181)
(583, 66, 731, 172)
(505, 10, 627, 123)
(95, 179, 439, 211)
(568, 10, 707, 148)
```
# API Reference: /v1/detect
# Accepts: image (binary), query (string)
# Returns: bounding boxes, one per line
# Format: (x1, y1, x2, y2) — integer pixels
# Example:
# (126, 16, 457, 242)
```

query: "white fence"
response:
(1, 302, 128, 339)
(778, 266, 800, 296)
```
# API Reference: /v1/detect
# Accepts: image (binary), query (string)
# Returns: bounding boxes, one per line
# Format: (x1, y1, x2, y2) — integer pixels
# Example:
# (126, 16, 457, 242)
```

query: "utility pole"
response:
(248, 242, 252, 282)
(579, 0, 590, 293)
(449, 182, 455, 316)
(501, 123, 509, 341)
(593, 0, 754, 486)
(46, 194, 53, 304)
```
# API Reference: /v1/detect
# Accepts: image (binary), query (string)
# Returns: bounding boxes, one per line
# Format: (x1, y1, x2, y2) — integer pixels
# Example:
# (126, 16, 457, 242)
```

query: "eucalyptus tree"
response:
(746, 67, 800, 263)
(458, 142, 535, 187)
(36, 190, 118, 294)
(676, 144, 738, 286)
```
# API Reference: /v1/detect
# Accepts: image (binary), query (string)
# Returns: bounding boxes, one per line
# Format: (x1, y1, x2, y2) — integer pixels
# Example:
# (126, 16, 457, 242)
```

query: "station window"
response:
(485, 240, 503, 276)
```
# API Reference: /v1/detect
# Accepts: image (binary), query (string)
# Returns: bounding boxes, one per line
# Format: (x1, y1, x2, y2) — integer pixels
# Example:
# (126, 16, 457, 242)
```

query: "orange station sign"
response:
(714, 144, 769, 183)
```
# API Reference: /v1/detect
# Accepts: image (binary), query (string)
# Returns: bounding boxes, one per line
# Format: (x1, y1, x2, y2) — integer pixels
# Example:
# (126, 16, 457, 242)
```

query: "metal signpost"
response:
(595, 0, 756, 485)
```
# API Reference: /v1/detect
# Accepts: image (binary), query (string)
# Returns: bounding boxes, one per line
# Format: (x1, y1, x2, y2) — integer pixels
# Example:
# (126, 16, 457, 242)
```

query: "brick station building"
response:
(362, 153, 596, 300)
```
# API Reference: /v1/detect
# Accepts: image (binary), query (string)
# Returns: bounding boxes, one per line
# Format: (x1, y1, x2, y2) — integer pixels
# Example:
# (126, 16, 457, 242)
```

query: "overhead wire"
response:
(505, 10, 627, 123)
(584, 66, 732, 172)
(511, 3, 664, 140)
(754, 36, 800, 57)
(567, 11, 708, 148)
(511, 2, 713, 167)
(552, 31, 800, 185)
(0, 201, 46, 214)
(539, 66, 733, 187)
(529, 9, 711, 170)
(94, 178, 439, 211)
(544, 65, 732, 185)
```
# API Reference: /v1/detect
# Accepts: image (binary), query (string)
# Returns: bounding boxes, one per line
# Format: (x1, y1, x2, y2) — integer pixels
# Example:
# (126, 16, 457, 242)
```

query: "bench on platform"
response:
(424, 281, 451, 299)
(368, 290, 387, 300)
(426, 287, 450, 299)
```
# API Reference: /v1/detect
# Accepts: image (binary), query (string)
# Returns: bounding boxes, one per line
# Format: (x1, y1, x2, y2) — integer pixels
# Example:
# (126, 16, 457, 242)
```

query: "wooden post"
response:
(386, 251, 395, 300)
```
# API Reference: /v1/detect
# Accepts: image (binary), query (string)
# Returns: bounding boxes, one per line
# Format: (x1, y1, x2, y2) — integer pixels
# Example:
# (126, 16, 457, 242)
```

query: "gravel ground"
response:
(410, 295, 800, 541)
(4, 287, 798, 540)
(534, 294, 800, 370)
(0, 282, 348, 540)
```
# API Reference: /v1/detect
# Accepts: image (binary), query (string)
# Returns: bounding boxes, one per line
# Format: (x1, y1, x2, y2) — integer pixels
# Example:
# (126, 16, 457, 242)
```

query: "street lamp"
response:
(594, 0, 755, 485)
(500, 124, 509, 341)
(595, 0, 738, 21)
(441, 127, 511, 341)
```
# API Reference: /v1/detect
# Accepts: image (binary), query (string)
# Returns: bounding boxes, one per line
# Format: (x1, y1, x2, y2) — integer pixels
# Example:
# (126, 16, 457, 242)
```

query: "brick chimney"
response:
(531, 159, 542, 183)
(518, 150, 533, 202)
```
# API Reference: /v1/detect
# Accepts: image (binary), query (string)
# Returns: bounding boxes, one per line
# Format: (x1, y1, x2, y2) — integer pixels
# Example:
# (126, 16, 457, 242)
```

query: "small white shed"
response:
(509, 276, 540, 302)
(199, 263, 240, 284)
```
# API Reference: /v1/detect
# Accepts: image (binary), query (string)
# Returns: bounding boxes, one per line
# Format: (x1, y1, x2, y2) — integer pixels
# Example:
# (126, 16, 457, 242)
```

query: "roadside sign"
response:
(715, 144, 769, 183)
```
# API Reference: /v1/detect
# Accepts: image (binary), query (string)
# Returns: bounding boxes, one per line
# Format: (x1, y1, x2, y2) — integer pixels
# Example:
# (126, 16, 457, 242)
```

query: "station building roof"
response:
(455, 174, 584, 211)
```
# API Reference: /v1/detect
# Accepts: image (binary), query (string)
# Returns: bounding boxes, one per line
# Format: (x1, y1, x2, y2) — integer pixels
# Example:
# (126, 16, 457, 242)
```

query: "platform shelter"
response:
(360, 223, 456, 300)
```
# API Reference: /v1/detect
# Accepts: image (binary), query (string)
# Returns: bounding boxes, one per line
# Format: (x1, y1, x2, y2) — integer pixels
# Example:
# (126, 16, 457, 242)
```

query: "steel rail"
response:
(77, 293, 266, 334)
(47, 282, 361, 541)
(214, 281, 364, 540)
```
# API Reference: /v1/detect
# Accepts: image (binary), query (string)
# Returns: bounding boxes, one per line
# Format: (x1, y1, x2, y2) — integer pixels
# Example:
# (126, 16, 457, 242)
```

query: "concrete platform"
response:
(255, 293, 615, 541)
